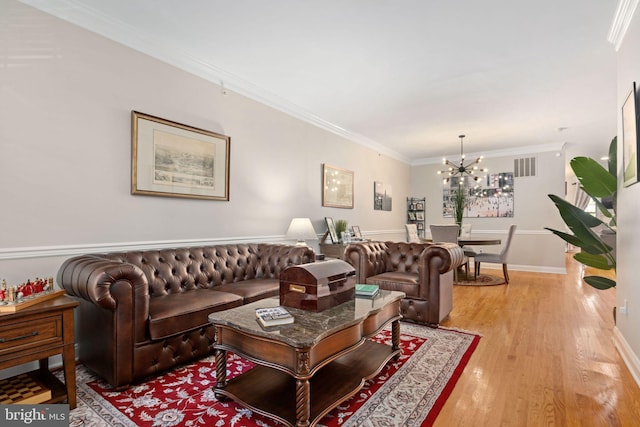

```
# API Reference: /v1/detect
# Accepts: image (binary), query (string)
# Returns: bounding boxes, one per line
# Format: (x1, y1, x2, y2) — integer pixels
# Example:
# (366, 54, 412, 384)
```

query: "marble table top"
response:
(208, 290, 405, 348)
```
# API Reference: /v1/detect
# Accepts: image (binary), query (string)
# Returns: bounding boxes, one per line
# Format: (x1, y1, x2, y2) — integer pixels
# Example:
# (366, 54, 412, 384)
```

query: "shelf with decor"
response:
(407, 197, 426, 238)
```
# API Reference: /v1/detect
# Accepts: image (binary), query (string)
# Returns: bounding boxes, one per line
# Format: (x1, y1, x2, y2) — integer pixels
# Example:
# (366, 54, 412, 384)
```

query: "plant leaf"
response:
(593, 196, 613, 218)
(544, 227, 585, 247)
(547, 195, 606, 253)
(608, 137, 617, 177)
(583, 275, 616, 290)
(570, 157, 616, 198)
(574, 252, 613, 269)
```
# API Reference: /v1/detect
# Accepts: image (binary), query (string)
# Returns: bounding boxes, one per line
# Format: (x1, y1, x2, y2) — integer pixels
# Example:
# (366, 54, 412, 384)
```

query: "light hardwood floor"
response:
(434, 254, 640, 426)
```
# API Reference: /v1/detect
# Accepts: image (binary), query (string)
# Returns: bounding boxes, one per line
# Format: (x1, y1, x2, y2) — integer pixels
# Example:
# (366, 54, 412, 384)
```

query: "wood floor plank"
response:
(434, 253, 640, 426)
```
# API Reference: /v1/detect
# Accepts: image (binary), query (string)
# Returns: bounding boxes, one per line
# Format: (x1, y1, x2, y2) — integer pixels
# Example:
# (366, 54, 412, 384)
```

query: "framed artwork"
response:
(408, 212, 417, 220)
(325, 217, 339, 243)
(415, 202, 424, 210)
(351, 225, 362, 239)
(417, 222, 424, 230)
(443, 173, 514, 218)
(373, 181, 392, 211)
(131, 111, 230, 200)
(322, 164, 354, 208)
(416, 212, 424, 221)
(622, 82, 639, 187)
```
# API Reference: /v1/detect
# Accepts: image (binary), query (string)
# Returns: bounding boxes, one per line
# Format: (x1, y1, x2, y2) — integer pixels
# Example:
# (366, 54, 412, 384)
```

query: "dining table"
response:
(457, 237, 501, 246)
(423, 237, 502, 246)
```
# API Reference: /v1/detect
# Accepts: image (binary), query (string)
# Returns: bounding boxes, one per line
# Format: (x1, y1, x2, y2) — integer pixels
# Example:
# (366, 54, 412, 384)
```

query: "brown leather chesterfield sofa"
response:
(57, 243, 314, 388)
(344, 241, 464, 326)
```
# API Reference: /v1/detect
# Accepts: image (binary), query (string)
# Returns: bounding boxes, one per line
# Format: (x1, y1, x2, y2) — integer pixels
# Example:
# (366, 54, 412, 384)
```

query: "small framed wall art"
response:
(373, 181, 392, 211)
(131, 111, 231, 200)
(322, 164, 354, 209)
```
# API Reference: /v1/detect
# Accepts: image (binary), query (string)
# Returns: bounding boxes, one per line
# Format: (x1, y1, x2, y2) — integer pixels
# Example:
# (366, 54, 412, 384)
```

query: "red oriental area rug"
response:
(65, 324, 479, 426)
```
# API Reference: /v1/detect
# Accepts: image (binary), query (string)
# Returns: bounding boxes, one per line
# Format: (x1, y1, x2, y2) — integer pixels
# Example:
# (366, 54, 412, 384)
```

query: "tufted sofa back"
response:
(103, 243, 313, 297)
(383, 241, 430, 274)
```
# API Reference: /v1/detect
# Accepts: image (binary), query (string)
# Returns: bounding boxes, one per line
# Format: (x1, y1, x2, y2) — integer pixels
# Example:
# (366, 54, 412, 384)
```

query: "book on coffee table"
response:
(355, 284, 379, 298)
(255, 306, 294, 327)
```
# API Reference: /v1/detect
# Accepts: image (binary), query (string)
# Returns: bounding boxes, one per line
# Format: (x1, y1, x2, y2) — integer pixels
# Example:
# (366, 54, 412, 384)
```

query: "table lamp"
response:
(286, 218, 318, 246)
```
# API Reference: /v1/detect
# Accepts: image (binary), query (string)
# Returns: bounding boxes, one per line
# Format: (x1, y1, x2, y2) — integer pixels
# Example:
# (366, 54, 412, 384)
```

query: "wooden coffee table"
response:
(208, 290, 405, 427)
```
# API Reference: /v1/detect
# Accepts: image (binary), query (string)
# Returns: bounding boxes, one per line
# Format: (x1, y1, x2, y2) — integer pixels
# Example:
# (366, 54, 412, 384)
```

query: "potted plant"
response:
(545, 137, 617, 290)
(452, 186, 466, 234)
(335, 220, 349, 242)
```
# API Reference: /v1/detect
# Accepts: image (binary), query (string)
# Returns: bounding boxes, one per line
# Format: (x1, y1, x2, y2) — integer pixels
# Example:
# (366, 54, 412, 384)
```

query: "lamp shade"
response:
(285, 218, 318, 245)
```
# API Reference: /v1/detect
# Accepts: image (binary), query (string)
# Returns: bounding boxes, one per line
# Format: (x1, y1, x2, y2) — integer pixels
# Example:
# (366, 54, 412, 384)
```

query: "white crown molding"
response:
(608, 0, 640, 51)
(20, 0, 410, 164)
(412, 142, 565, 166)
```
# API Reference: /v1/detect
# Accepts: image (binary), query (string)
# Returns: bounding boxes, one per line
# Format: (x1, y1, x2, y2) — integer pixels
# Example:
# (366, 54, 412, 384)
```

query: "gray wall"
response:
(614, 6, 640, 386)
(0, 1, 409, 284)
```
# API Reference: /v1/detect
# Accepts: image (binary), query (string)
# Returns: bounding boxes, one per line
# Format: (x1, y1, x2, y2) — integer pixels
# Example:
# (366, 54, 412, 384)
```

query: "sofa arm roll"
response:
(345, 241, 388, 283)
(418, 242, 465, 299)
(57, 255, 149, 312)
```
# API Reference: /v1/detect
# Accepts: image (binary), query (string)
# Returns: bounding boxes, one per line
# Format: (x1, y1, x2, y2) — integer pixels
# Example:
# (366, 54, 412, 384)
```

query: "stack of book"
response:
(255, 306, 294, 327)
(355, 284, 379, 298)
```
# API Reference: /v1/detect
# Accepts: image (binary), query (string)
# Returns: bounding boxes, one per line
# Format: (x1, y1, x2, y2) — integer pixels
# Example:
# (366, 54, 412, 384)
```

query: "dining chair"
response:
(459, 224, 479, 279)
(460, 224, 472, 238)
(430, 224, 469, 280)
(405, 223, 421, 243)
(474, 225, 517, 284)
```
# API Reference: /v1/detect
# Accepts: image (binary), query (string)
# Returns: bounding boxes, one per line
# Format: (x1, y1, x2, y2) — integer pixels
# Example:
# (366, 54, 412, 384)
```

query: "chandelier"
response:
(437, 134, 487, 184)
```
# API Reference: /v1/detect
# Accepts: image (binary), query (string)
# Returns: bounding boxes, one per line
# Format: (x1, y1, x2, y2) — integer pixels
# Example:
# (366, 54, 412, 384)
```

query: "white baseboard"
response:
(478, 263, 566, 275)
(613, 326, 640, 388)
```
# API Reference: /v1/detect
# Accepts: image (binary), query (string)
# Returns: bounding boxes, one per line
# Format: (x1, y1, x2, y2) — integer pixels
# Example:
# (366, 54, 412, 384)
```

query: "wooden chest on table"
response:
(280, 259, 356, 312)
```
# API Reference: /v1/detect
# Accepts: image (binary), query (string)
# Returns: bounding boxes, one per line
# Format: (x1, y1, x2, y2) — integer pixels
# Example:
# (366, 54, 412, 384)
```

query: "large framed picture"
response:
(322, 164, 354, 209)
(443, 173, 514, 218)
(131, 111, 230, 200)
(622, 82, 639, 187)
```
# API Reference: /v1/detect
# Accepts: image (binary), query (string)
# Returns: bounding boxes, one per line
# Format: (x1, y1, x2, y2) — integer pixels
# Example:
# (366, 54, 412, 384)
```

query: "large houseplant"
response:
(545, 137, 617, 290)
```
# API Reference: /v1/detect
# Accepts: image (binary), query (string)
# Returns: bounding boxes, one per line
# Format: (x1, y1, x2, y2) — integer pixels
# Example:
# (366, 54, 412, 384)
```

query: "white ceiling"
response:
(22, 0, 622, 163)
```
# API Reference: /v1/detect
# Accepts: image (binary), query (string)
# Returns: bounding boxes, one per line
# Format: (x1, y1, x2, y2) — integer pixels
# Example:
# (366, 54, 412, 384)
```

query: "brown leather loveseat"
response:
(57, 243, 314, 388)
(345, 241, 464, 326)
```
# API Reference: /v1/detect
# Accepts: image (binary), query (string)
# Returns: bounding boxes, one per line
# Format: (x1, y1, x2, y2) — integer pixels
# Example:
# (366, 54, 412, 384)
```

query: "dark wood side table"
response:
(0, 295, 79, 408)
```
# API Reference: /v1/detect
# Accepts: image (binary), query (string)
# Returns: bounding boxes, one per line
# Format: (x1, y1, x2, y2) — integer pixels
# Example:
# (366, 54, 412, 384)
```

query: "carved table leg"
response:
(295, 378, 310, 427)
(214, 348, 228, 401)
(392, 319, 401, 359)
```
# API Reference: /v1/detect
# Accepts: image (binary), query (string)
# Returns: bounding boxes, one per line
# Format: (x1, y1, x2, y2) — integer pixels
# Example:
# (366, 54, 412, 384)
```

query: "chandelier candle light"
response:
(437, 135, 487, 183)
